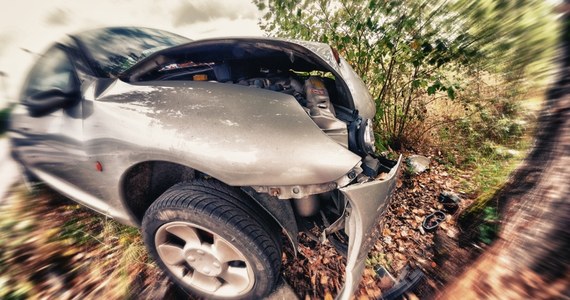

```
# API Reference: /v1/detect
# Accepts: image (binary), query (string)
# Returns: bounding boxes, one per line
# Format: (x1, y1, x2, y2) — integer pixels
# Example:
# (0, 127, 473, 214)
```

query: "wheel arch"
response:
(119, 160, 298, 254)
(119, 160, 196, 225)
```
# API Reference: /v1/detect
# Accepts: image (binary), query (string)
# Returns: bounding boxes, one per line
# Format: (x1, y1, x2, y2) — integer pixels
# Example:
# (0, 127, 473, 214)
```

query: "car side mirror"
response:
(23, 89, 77, 117)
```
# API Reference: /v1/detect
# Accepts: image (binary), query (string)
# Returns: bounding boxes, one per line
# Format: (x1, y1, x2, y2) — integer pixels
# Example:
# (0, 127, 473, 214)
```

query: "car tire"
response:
(142, 180, 282, 299)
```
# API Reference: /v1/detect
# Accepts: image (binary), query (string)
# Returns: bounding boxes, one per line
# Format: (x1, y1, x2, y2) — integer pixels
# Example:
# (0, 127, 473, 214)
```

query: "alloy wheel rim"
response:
(155, 221, 255, 297)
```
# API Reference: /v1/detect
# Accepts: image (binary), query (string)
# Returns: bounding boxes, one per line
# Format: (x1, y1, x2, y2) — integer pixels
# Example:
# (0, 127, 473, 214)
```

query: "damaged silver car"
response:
(9, 27, 402, 299)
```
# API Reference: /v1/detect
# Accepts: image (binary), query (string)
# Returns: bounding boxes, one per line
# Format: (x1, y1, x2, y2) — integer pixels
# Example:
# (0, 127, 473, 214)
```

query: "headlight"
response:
(362, 119, 376, 153)
(348, 117, 376, 157)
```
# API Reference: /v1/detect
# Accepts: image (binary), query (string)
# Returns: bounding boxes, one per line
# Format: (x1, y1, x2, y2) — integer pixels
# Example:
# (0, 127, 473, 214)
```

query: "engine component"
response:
(304, 76, 336, 116)
(293, 195, 320, 217)
(193, 74, 207, 81)
(304, 77, 348, 147)
(236, 75, 350, 149)
(362, 155, 382, 177)
(337, 106, 376, 158)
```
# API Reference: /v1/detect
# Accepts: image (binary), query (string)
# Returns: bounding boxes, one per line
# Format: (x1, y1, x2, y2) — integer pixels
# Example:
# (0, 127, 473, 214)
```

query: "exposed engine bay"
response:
(238, 74, 350, 149)
(126, 39, 377, 160)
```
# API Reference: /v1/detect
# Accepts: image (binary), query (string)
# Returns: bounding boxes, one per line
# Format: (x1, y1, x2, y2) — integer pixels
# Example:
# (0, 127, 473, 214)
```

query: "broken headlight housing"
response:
(362, 118, 376, 154)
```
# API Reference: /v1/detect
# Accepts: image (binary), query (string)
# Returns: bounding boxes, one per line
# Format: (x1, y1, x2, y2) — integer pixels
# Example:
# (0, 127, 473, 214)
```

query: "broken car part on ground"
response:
(9, 27, 401, 299)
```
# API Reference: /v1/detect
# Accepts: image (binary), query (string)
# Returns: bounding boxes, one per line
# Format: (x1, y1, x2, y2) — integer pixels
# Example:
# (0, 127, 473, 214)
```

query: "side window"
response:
(23, 46, 77, 99)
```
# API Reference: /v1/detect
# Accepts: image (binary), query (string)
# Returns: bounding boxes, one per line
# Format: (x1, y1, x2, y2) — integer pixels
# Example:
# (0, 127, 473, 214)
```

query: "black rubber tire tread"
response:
(151, 180, 282, 248)
(142, 179, 282, 300)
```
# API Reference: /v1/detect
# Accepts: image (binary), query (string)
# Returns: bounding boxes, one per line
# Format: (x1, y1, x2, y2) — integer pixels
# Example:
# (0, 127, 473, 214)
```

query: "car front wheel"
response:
(142, 180, 282, 299)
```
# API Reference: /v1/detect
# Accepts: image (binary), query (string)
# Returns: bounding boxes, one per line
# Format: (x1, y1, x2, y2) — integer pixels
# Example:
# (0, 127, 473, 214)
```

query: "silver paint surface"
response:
(89, 79, 361, 186)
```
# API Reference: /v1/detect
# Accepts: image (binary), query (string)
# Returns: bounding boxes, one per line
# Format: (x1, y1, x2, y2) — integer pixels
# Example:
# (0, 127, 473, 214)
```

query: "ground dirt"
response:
(281, 157, 483, 299)
(0, 157, 484, 299)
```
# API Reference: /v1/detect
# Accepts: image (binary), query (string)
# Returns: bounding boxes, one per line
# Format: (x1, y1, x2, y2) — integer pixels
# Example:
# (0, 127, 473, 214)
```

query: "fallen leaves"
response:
(282, 156, 469, 299)
(0, 186, 163, 300)
(0, 154, 472, 300)
(282, 231, 346, 299)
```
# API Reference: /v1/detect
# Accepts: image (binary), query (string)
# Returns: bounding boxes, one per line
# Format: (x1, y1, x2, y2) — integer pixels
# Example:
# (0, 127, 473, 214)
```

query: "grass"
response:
(452, 151, 526, 244)
(462, 145, 528, 198)
(449, 93, 541, 244)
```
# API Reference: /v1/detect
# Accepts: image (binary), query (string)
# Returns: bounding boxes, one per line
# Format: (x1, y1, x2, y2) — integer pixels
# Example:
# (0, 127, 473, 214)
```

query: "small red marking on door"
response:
(311, 88, 325, 95)
(95, 161, 103, 172)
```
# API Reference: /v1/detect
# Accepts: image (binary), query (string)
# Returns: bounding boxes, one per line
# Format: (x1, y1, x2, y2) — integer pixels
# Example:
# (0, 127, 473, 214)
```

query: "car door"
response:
(10, 44, 86, 188)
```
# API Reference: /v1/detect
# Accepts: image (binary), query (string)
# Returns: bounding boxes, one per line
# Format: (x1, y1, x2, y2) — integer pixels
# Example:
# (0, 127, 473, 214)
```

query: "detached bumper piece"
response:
(379, 266, 425, 300)
(337, 155, 402, 300)
(362, 153, 400, 177)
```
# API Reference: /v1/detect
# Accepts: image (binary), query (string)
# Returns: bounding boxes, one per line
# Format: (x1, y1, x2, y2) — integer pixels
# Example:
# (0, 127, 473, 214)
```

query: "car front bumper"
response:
(337, 155, 402, 300)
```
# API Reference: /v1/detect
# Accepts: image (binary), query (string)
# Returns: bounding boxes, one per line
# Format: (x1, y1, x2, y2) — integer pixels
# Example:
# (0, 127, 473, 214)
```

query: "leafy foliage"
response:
(254, 0, 558, 150)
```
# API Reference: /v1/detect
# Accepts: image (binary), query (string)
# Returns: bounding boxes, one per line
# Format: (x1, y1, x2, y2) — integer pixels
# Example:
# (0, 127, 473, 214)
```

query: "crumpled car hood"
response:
(87, 79, 361, 186)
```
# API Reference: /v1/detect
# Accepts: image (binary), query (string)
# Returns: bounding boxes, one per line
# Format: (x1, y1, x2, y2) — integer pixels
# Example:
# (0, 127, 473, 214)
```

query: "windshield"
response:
(75, 27, 191, 77)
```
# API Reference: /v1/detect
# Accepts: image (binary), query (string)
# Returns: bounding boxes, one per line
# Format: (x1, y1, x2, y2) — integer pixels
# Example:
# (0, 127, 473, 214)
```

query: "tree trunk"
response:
(439, 8, 570, 300)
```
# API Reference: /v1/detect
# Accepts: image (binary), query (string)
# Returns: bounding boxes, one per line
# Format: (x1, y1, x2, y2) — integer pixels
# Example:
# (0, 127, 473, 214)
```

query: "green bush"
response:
(255, 0, 557, 151)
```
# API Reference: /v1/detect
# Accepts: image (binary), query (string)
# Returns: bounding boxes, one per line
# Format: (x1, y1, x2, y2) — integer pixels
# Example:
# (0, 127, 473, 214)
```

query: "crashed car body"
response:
(9, 27, 401, 299)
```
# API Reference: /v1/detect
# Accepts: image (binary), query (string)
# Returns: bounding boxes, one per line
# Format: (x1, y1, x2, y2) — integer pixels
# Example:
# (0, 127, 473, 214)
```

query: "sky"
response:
(0, 0, 265, 107)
